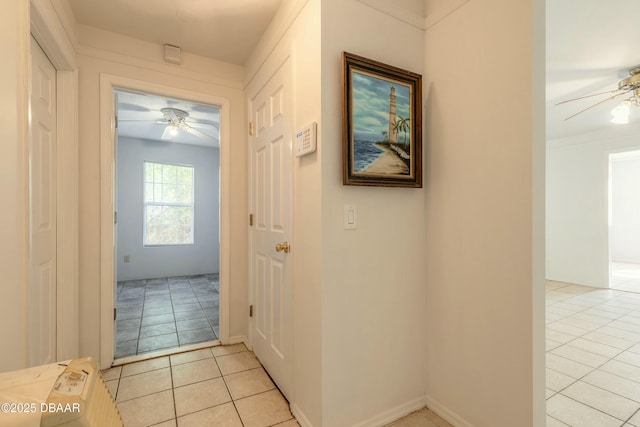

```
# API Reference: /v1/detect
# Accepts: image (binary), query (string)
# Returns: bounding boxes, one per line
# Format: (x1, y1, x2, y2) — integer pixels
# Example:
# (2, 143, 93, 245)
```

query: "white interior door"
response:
(250, 60, 293, 398)
(29, 36, 57, 366)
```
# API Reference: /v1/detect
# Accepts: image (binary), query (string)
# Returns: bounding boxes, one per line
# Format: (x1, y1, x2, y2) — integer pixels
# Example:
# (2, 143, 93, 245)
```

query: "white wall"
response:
(546, 124, 640, 286)
(423, 0, 542, 425)
(76, 26, 248, 363)
(116, 137, 220, 281)
(248, 2, 429, 425)
(249, 0, 544, 425)
(320, 2, 428, 427)
(611, 153, 640, 263)
(0, 0, 29, 372)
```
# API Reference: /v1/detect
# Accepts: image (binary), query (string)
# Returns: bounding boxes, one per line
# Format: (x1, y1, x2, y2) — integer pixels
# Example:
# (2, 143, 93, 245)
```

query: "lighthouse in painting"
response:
(388, 87, 397, 143)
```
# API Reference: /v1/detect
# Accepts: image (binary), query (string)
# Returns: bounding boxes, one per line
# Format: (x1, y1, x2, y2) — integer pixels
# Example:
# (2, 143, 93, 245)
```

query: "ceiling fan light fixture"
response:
(618, 67, 640, 91)
(559, 66, 640, 123)
(169, 125, 179, 136)
(610, 100, 631, 124)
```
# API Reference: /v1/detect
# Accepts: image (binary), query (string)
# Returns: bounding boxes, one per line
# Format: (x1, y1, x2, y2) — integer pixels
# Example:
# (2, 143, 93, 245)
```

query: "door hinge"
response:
(249, 121, 255, 136)
(249, 305, 253, 317)
(114, 308, 117, 321)
(114, 211, 118, 224)
(249, 214, 253, 226)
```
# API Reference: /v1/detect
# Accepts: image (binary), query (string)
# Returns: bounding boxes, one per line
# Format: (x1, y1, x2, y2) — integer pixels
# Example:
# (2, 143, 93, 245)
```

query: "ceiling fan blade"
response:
(556, 88, 627, 106)
(160, 125, 173, 139)
(117, 103, 152, 112)
(180, 122, 217, 142)
(187, 118, 220, 129)
(118, 119, 167, 123)
(563, 91, 631, 121)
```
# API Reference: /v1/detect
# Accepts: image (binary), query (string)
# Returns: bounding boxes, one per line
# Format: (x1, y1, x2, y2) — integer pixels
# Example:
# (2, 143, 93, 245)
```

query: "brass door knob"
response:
(275, 242, 290, 253)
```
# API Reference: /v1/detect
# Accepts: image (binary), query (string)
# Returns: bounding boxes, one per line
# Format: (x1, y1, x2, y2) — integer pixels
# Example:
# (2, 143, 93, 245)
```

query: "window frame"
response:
(142, 161, 195, 247)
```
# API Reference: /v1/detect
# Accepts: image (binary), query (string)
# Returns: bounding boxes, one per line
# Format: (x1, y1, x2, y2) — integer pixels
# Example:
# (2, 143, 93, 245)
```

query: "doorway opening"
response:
(113, 88, 221, 360)
(608, 149, 640, 293)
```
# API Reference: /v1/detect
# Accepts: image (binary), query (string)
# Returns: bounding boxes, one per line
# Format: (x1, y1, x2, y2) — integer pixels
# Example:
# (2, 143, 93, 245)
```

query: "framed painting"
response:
(342, 52, 422, 187)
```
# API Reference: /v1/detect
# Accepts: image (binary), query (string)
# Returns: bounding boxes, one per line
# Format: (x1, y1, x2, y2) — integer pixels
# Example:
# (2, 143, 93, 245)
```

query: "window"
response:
(144, 161, 194, 246)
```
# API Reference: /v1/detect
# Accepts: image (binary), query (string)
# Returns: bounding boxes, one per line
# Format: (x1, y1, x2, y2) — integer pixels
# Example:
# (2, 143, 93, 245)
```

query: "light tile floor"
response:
(111, 275, 640, 426)
(116, 274, 220, 359)
(611, 262, 640, 294)
(102, 343, 299, 427)
(387, 408, 453, 427)
(546, 280, 640, 426)
(103, 343, 451, 427)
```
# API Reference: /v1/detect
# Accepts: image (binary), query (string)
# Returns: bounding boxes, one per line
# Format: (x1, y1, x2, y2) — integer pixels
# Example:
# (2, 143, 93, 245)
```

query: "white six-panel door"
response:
(29, 36, 57, 366)
(249, 59, 293, 399)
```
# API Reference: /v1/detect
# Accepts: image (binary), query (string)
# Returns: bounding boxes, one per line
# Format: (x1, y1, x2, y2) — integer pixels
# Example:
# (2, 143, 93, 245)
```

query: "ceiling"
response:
(116, 90, 220, 147)
(66, 0, 282, 147)
(67, 0, 640, 142)
(546, 0, 640, 140)
(66, 0, 283, 65)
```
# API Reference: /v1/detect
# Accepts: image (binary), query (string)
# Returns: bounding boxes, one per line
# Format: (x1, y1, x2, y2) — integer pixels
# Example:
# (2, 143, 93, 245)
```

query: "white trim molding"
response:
(357, 0, 471, 31)
(426, 395, 476, 427)
(351, 396, 428, 427)
(290, 403, 314, 427)
(30, 0, 77, 70)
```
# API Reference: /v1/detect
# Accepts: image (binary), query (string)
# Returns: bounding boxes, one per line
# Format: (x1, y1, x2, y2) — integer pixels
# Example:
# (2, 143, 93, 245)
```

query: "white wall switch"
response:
(344, 204, 357, 229)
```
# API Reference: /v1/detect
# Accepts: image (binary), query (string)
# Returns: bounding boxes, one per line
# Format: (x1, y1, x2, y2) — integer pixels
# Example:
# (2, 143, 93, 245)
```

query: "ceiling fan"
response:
(118, 106, 218, 143)
(158, 107, 216, 141)
(557, 66, 640, 123)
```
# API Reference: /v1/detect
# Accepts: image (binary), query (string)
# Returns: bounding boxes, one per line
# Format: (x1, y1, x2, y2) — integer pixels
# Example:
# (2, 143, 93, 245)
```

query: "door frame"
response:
(30, 0, 80, 362)
(99, 74, 231, 368)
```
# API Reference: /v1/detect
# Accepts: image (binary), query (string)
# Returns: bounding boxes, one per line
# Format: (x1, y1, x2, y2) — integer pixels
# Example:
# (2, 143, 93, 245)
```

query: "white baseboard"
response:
(289, 395, 471, 427)
(291, 403, 314, 427)
(426, 395, 474, 427)
(351, 396, 428, 427)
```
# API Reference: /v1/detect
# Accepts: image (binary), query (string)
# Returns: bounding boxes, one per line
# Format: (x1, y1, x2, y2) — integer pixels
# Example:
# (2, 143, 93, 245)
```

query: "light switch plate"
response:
(344, 204, 357, 230)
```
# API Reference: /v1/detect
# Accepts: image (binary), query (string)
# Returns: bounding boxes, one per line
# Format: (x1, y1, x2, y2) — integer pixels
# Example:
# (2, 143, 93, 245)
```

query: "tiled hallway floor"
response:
(546, 280, 640, 426)
(103, 343, 452, 427)
(611, 262, 640, 294)
(102, 343, 298, 427)
(111, 277, 640, 426)
(116, 274, 220, 359)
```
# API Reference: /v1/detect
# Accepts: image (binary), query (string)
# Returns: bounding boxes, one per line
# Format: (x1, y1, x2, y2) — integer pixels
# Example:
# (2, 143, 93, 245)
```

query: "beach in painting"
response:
(364, 144, 409, 174)
(353, 139, 408, 174)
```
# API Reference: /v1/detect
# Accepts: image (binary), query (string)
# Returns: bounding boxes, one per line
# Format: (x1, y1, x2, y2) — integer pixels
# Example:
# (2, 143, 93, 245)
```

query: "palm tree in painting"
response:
(381, 130, 388, 141)
(393, 116, 410, 143)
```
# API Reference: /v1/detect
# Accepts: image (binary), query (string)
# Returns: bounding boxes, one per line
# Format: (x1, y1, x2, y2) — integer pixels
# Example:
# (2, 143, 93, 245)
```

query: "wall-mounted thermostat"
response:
(295, 122, 317, 157)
